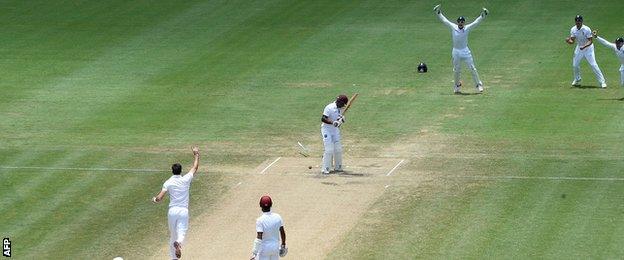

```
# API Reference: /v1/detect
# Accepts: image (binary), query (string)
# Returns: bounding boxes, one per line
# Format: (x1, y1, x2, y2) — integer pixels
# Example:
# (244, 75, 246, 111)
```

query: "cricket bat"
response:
(342, 93, 358, 115)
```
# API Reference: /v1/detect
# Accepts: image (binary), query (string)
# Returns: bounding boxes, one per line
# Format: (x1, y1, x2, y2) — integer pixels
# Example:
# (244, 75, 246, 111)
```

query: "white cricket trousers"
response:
(168, 206, 189, 259)
(321, 127, 342, 172)
(572, 45, 606, 84)
(258, 252, 279, 260)
(620, 64, 624, 86)
(452, 48, 482, 87)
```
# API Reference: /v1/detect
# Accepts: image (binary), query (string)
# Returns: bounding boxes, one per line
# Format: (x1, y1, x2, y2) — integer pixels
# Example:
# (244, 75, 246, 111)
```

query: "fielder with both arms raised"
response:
(434, 4, 488, 94)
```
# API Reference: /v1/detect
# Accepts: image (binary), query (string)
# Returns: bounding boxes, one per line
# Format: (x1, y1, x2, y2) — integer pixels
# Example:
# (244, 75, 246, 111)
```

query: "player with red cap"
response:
(250, 195, 287, 260)
(320, 95, 348, 174)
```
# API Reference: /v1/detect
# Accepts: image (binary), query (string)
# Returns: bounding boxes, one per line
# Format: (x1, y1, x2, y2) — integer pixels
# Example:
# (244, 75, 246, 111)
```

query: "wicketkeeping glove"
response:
(482, 8, 489, 17)
(279, 245, 288, 257)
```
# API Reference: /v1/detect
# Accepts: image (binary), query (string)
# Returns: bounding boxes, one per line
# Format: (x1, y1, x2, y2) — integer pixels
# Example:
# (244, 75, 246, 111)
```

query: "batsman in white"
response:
(592, 31, 624, 87)
(433, 4, 488, 94)
(566, 15, 607, 88)
(320, 95, 348, 174)
(152, 146, 200, 259)
(250, 195, 287, 260)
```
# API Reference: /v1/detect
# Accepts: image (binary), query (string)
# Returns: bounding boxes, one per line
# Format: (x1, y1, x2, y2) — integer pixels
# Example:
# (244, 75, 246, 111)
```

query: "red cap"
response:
(259, 195, 272, 208)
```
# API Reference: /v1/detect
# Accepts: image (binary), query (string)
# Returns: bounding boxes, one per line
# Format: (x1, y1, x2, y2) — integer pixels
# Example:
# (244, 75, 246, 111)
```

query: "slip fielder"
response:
(434, 4, 488, 94)
(320, 95, 348, 174)
(152, 146, 201, 259)
(250, 195, 287, 260)
(593, 31, 624, 87)
(566, 15, 607, 88)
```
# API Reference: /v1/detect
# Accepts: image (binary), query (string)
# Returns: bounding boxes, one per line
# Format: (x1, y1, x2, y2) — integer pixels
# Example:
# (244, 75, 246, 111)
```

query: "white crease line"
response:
(453, 175, 624, 181)
(386, 159, 405, 176)
(259, 157, 281, 174)
(234, 182, 242, 188)
(384, 185, 390, 189)
(0, 166, 161, 172)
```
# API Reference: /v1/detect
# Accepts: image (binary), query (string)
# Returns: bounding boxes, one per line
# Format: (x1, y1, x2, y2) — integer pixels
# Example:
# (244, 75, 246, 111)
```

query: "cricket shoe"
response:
(601, 83, 607, 88)
(571, 79, 581, 87)
(453, 84, 461, 94)
(321, 169, 330, 175)
(173, 241, 182, 259)
(476, 84, 484, 93)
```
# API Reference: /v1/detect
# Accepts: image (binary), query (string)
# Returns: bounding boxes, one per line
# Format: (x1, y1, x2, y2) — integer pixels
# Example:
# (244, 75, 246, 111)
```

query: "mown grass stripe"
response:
(0, 166, 161, 172)
(0, 151, 84, 211)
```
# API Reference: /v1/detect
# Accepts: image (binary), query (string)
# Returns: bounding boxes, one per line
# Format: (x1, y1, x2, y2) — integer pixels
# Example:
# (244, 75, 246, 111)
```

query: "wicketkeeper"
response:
(434, 4, 488, 94)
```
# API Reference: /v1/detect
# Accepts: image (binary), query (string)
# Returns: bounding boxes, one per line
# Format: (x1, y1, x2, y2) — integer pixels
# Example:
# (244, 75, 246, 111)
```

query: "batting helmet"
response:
(575, 15, 583, 22)
(616, 37, 624, 44)
(417, 62, 428, 73)
(457, 16, 466, 22)
(260, 195, 272, 208)
(336, 94, 348, 108)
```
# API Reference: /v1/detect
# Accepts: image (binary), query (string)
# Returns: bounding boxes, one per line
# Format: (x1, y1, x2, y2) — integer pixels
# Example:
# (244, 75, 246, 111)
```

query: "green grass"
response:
(1, 0, 624, 258)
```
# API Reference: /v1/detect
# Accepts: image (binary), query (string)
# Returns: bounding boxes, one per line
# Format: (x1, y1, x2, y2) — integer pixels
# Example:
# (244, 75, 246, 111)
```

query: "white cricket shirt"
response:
(256, 211, 283, 254)
(437, 13, 484, 52)
(570, 25, 593, 50)
(162, 172, 194, 208)
(320, 102, 342, 131)
(596, 36, 624, 65)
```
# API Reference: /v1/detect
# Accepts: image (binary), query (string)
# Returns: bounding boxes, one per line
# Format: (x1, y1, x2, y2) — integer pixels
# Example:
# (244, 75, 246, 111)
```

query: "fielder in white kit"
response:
(593, 31, 624, 86)
(250, 195, 287, 260)
(434, 4, 488, 94)
(152, 146, 200, 259)
(566, 15, 607, 88)
(320, 95, 348, 174)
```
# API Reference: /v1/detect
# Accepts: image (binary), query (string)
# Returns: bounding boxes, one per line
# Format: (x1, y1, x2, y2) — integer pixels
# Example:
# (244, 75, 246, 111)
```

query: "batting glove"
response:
(332, 120, 342, 127)
(279, 245, 288, 257)
(433, 4, 441, 14)
(338, 115, 346, 123)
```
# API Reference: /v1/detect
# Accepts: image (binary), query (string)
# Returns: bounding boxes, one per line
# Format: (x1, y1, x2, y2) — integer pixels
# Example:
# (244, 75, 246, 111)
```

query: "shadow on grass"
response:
(571, 85, 603, 89)
(454, 92, 483, 96)
(597, 97, 624, 101)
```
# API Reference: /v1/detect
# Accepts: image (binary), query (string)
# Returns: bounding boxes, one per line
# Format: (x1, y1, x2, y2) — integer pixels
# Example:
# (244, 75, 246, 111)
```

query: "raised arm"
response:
(595, 34, 617, 51)
(188, 146, 200, 175)
(465, 8, 488, 31)
(596, 36, 616, 49)
(434, 5, 455, 29)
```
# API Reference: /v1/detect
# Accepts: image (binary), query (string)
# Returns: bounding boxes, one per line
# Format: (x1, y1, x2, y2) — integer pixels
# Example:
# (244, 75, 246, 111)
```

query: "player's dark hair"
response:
(172, 163, 182, 175)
